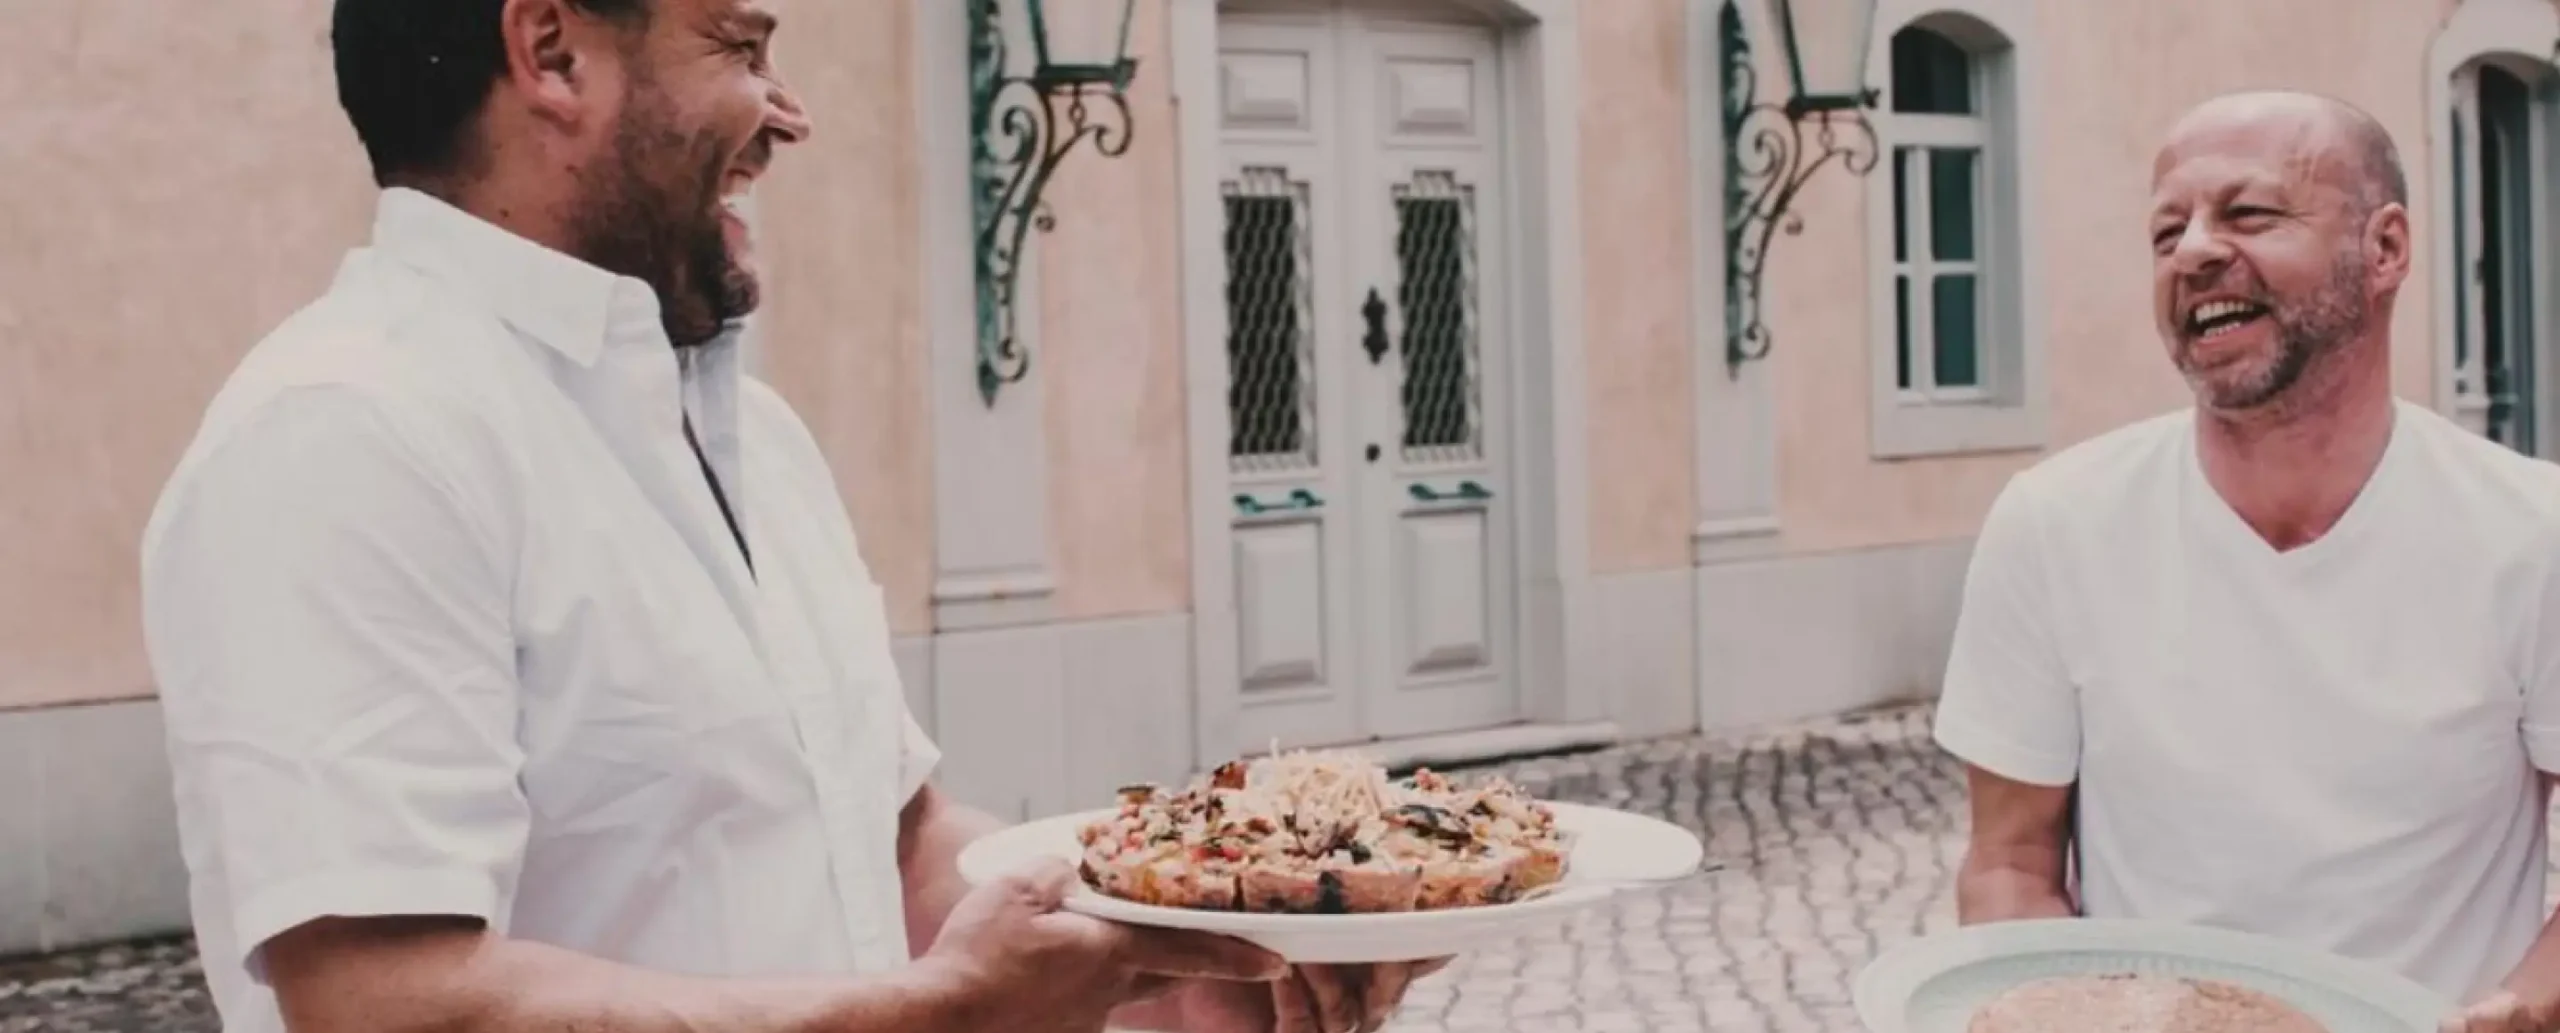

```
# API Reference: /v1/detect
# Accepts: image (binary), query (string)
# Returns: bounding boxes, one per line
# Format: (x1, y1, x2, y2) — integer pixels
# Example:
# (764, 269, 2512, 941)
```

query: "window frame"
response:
(1861, 0, 2045, 461)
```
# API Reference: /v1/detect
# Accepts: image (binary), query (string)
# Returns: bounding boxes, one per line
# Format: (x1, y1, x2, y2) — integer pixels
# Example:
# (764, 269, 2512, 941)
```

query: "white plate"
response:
(1852, 918, 2454, 1033)
(954, 802, 1706, 964)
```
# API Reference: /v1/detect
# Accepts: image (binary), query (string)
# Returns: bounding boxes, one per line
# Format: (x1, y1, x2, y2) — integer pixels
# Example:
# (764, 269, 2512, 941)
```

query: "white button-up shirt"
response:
(139, 188, 939, 1033)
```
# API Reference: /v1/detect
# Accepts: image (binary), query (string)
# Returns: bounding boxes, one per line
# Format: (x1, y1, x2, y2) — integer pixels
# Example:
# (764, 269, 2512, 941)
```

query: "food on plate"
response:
(1966, 973, 2329, 1033)
(1074, 749, 1574, 914)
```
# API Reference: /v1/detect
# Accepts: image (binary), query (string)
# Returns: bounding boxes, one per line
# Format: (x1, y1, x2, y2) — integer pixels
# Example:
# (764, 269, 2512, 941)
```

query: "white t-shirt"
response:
(140, 188, 940, 1033)
(1934, 399, 2560, 1003)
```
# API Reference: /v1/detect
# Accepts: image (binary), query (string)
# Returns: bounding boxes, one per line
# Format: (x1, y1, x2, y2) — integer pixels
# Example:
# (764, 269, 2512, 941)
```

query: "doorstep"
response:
(1358, 720, 1623, 774)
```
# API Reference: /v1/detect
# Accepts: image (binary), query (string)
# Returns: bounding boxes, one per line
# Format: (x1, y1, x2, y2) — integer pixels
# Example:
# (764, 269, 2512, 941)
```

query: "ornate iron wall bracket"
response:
(969, 0, 1138, 406)
(1720, 3, 1881, 378)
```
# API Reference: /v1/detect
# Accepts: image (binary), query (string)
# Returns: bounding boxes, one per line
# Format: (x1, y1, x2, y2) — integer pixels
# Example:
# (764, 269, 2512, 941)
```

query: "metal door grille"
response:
(1393, 170, 1482, 464)
(1224, 167, 1319, 473)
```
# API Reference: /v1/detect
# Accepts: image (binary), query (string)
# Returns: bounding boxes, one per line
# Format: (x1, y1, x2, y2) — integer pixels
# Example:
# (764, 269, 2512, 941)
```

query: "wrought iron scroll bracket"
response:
(969, 0, 1138, 407)
(1720, 7, 1881, 379)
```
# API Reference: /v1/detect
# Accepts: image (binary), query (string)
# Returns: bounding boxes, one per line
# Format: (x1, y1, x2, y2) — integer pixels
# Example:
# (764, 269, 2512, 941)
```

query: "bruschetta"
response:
(1075, 749, 1574, 914)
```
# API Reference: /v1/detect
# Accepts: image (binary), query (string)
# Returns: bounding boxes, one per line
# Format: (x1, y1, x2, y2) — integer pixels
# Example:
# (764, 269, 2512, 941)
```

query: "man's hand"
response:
(919, 858, 1287, 1032)
(1157, 959, 1456, 1033)
(2440, 990, 2558, 1033)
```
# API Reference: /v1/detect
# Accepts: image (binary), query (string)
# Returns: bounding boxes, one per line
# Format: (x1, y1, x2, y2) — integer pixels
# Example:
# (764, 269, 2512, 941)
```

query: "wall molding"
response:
(1693, 536, 1971, 732)
(919, 0, 1059, 631)
(1687, 0, 1783, 564)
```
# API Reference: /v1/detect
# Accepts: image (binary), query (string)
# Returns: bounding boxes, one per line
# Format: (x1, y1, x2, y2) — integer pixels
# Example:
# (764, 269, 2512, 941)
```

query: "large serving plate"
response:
(1852, 918, 2453, 1033)
(954, 802, 1706, 963)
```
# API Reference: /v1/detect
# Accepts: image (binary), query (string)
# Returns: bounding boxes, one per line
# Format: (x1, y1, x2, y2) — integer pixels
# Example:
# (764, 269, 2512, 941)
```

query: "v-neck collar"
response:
(2181, 401, 2406, 568)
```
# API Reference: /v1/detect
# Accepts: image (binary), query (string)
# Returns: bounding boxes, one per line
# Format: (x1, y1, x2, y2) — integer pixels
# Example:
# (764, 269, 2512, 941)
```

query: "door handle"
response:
(1235, 488, 1324, 515)
(1361, 288, 1389, 365)
(1408, 480, 1493, 503)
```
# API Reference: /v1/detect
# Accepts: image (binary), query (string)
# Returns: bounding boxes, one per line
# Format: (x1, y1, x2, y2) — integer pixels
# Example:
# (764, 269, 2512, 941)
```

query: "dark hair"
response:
(330, 0, 649, 186)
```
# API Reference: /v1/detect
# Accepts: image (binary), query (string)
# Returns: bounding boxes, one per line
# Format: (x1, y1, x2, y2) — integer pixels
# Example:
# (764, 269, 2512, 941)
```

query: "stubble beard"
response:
(2188, 241, 2370, 413)
(564, 74, 756, 348)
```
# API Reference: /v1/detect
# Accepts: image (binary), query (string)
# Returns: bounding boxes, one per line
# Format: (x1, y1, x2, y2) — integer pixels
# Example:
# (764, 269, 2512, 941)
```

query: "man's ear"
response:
(496, 0, 612, 128)
(2365, 201, 2412, 291)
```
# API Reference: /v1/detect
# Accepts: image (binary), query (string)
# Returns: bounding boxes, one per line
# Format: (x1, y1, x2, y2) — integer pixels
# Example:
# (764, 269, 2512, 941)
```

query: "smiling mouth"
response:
(2186, 300, 2269, 340)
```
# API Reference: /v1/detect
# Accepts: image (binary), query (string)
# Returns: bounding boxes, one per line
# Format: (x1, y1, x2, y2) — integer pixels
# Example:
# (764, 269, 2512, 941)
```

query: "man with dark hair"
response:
(138, 2, 1443, 1032)
(1935, 89, 2560, 1031)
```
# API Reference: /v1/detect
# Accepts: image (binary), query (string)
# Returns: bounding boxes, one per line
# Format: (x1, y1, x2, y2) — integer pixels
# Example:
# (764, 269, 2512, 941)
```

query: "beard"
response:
(2182, 241, 2370, 412)
(562, 74, 757, 348)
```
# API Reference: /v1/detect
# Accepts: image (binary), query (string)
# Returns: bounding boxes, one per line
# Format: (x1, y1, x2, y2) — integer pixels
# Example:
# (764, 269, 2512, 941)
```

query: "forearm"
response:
(2498, 908, 2560, 1014)
(1955, 855, 2077, 924)
(890, 787, 1198, 1032)
(899, 784, 1014, 957)
(267, 916, 967, 1033)
(1954, 767, 2079, 925)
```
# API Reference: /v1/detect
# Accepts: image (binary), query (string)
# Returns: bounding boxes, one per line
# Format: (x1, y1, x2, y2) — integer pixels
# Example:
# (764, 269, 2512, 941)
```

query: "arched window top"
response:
(2429, 0, 2560, 84)
(1891, 27, 1973, 114)
(1884, 13, 2014, 116)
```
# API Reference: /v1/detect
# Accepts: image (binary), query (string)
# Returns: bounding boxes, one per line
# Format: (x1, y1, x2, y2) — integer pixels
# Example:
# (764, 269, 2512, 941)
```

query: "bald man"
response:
(1934, 90, 2560, 1030)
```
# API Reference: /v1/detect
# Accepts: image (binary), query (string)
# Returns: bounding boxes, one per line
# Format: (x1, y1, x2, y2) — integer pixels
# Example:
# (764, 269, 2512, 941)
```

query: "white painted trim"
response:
(1174, 0, 1594, 770)
(921, 0, 1059, 629)
(1358, 721, 1622, 772)
(1688, 0, 1782, 563)
(1861, 0, 2049, 460)
(1694, 537, 1971, 732)
(2426, 0, 2560, 420)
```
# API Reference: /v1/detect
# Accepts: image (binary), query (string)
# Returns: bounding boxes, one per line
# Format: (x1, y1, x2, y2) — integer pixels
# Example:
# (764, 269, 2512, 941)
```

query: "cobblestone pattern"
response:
(1387, 704, 1965, 1033)
(0, 705, 1968, 1033)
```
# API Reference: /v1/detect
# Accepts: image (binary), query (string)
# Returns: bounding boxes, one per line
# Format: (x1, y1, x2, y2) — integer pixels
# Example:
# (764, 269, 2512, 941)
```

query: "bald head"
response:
(2158, 90, 2407, 218)
(2144, 88, 2415, 415)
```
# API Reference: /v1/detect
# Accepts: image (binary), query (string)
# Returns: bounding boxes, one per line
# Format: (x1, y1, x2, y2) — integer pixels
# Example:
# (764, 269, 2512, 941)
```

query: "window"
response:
(1888, 28, 1986, 402)
(1864, 3, 2041, 459)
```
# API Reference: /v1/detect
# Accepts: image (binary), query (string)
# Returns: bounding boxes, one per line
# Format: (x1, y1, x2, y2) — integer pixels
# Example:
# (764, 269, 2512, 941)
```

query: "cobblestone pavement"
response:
(1387, 703, 1963, 1033)
(0, 703, 1964, 1033)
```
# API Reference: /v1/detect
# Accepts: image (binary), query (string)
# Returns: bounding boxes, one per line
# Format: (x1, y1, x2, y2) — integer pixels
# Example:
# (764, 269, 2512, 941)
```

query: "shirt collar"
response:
(366, 186, 669, 367)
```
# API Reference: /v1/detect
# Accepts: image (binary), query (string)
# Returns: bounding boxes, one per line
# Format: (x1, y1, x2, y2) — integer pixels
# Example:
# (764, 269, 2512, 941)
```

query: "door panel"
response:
(1220, 16, 1362, 750)
(1350, 22, 1516, 740)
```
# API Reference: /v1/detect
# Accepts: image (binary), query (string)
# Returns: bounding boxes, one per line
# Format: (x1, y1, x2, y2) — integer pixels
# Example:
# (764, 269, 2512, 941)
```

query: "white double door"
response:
(1212, 4, 1519, 752)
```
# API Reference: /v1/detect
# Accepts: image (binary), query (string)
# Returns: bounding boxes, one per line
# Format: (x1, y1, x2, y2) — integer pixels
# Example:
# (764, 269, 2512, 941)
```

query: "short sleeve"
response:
(2523, 529, 2560, 772)
(140, 386, 528, 968)
(1932, 476, 2082, 787)
(897, 709, 943, 807)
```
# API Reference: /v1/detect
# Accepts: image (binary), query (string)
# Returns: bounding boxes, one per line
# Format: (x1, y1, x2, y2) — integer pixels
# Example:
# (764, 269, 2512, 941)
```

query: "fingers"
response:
(1299, 965, 1363, 1033)
(1000, 856, 1080, 910)
(1273, 976, 1322, 1033)
(1111, 926, 1288, 983)
(1127, 973, 1185, 1004)
(2439, 992, 2533, 1033)
(1358, 962, 1417, 1033)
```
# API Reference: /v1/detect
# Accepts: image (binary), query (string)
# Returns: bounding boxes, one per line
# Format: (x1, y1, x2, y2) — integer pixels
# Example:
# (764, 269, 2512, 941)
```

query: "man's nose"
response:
(2167, 219, 2232, 278)
(766, 79, 815, 144)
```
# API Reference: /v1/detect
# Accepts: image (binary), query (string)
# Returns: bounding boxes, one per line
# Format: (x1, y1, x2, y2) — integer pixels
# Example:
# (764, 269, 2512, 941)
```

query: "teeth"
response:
(2190, 300, 2261, 334)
